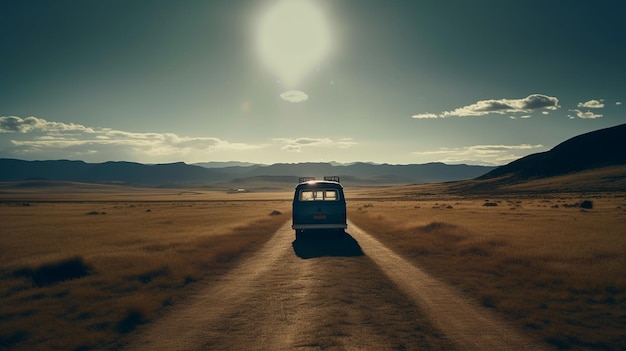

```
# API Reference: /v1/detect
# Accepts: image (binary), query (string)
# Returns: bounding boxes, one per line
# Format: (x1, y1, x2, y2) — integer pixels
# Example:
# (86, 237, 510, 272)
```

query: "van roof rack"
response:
(298, 176, 341, 183)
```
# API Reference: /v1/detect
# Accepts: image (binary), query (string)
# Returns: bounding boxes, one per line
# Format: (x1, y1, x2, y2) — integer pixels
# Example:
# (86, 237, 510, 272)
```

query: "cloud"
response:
(577, 99, 604, 108)
(2, 115, 264, 162)
(411, 144, 545, 165)
(411, 113, 440, 119)
(412, 94, 559, 119)
(274, 137, 356, 152)
(443, 94, 559, 116)
(617, 102, 623, 106)
(0, 116, 95, 133)
(568, 109, 603, 119)
(279, 90, 309, 103)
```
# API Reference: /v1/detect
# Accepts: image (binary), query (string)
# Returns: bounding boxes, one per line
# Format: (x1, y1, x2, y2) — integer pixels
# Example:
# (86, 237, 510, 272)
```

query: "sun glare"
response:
(255, 0, 332, 88)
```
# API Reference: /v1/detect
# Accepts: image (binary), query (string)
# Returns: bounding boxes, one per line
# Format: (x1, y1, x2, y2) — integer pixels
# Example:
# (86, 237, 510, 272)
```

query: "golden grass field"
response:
(348, 185, 626, 350)
(0, 186, 291, 350)
(1, 179, 625, 350)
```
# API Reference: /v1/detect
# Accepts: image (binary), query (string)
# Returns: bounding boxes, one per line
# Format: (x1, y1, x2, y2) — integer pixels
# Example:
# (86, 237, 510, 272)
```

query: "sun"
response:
(255, 0, 332, 88)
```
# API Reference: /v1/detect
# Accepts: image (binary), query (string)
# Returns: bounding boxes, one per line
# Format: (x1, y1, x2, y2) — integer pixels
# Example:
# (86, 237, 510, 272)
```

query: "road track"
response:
(126, 221, 547, 350)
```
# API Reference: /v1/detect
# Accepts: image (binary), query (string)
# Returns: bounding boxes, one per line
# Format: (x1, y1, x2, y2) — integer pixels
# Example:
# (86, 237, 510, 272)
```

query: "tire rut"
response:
(348, 221, 548, 351)
(126, 221, 545, 350)
(126, 221, 299, 350)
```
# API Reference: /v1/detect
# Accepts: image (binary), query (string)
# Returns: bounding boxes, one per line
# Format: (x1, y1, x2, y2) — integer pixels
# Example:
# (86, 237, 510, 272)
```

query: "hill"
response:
(0, 159, 495, 187)
(0, 159, 229, 186)
(226, 162, 493, 185)
(479, 123, 626, 180)
(446, 123, 626, 194)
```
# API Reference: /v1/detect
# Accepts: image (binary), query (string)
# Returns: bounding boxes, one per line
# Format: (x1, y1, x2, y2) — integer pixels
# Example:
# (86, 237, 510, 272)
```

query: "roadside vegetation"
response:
(0, 200, 289, 350)
(348, 194, 626, 350)
(3, 183, 625, 350)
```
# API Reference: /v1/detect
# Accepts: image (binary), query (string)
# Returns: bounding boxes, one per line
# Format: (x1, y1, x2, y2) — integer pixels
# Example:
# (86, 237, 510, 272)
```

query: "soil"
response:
(125, 221, 548, 350)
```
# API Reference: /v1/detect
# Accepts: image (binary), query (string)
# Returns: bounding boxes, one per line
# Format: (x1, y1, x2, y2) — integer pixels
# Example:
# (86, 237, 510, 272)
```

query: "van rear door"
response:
(292, 182, 347, 231)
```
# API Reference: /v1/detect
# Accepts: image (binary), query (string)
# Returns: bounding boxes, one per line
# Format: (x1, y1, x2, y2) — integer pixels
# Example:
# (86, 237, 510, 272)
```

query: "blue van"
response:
(291, 176, 347, 239)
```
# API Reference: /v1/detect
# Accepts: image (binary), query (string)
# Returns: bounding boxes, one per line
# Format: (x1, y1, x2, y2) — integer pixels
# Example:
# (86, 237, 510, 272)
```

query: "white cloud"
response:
(2, 115, 264, 162)
(411, 113, 439, 119)
(0, 116, 95, 133)
(274, 137, 356, 152)
(577, 99, 604, 108)
(617, 101, 623, 106)
(412, 94, 559, 119)
(279, 90, 309, 103)
(411, 144, 545, 166)
(569, 109, 603, 119)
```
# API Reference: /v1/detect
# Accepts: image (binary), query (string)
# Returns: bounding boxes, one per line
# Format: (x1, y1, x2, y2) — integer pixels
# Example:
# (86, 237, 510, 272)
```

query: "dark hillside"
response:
(479, 123, 626, 180)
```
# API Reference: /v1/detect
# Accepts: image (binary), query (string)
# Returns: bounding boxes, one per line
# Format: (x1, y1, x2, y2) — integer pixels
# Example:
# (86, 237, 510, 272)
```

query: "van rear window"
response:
(299, 189, 339, 201)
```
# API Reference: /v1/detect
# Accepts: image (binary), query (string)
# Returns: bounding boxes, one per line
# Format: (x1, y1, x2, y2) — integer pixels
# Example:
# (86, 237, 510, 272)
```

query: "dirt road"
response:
(126, 221, 547, 350)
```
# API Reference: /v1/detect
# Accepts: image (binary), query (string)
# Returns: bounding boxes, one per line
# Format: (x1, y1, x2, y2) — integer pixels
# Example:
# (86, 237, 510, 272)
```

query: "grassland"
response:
(347, 186, 626, 350)
(2, 179, 626, 350)
(0, 192, 290, 350)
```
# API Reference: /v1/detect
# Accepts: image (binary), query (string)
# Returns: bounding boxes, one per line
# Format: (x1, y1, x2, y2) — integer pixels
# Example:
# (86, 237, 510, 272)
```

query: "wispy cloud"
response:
(411, 144, 545, 165)
(0, 116, 95, 133)
(411, 113, 439, 119)
(508, 115, 533, 120)
(1, 116, 264, 162)
(273, 137, 356, 152)
(568, 99, 606, 118)
(568, 109, 603, 119)
(577, 99, 604, 108)
(279, 90, 309, 103)
(412, 94, 559, 119)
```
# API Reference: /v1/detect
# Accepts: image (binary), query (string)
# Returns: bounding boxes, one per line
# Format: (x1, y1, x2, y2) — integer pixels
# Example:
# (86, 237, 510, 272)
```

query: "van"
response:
(291, 176, 347, 239)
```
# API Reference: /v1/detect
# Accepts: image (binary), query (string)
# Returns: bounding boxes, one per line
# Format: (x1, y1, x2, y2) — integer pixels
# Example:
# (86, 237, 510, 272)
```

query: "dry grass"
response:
(0, 198, 289, 350)
(348, 193, 626, 350)
(3, 181, 625, 350)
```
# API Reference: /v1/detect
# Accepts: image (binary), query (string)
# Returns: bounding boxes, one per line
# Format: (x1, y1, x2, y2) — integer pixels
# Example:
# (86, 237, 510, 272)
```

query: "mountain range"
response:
(0, 159, 495, 187)
(1, 123, 624, 190)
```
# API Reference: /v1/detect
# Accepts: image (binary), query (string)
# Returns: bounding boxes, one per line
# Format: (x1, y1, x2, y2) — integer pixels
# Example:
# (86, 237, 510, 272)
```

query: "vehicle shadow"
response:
(292, 230, 364, 259)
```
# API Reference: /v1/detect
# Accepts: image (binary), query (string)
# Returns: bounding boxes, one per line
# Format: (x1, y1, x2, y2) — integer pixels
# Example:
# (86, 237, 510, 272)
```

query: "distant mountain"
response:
(193, 161, 263, 168)
(0, 159, 228, 185)
(479, 123, 626, 181)
(217, 162, 494, 186)
(0, 159, 496, 187)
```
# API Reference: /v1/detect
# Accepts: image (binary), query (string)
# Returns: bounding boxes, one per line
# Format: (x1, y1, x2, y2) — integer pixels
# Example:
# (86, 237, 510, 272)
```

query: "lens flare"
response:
(255, 0, 331, 88)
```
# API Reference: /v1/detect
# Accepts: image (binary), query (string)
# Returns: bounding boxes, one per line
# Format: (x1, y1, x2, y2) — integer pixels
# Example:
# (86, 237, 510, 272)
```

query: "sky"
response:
(1, 0, 625, 166)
